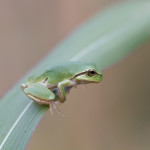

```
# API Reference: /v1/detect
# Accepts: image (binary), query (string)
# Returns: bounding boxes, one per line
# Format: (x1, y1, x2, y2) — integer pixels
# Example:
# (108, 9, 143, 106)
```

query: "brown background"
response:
(0, 0, 150, 150)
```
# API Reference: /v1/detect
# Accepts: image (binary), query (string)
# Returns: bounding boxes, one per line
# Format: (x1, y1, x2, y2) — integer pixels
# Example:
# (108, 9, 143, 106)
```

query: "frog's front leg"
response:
(22, 83, 55, 105)
(57, 79, 75, 103)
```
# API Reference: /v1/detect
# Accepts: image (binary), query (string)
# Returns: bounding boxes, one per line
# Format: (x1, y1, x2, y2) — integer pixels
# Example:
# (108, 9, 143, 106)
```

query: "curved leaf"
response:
(0, 2, 150, 150)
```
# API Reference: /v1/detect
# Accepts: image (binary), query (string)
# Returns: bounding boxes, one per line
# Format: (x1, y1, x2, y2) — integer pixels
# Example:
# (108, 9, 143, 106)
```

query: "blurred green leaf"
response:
(0, 2, 150, 150)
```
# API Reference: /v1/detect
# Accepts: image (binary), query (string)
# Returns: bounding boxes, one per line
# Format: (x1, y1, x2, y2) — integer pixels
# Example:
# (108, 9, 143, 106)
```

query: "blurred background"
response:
(0, 0, 150, 150)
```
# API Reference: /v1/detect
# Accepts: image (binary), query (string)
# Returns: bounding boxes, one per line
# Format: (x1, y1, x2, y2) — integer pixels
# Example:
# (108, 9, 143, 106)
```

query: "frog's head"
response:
(74, 69, 102, 84)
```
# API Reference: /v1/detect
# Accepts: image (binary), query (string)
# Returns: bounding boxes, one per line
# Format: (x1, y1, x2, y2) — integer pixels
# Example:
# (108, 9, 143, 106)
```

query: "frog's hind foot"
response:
(49, 101, 64, 116)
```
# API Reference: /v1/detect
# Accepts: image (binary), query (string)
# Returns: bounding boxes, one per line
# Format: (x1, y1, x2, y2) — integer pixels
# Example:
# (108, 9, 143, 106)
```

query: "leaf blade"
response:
(0, 2, 150, 150)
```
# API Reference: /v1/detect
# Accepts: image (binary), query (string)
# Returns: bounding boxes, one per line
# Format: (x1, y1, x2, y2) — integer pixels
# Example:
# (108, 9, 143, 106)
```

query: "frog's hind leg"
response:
(49, 101, 64, 116)
(23, 83, 55, 105)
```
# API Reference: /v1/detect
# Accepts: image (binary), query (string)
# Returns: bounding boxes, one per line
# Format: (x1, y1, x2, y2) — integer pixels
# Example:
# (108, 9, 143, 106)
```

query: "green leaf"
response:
(0, 2, 150, 150)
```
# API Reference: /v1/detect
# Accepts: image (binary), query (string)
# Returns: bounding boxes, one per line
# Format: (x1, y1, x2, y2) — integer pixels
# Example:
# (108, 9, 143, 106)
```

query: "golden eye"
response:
(87, 69, 96, 77)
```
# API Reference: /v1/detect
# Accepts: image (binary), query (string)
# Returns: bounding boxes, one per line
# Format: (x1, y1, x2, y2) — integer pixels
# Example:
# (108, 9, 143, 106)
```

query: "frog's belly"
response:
(53, 86, 73, 95)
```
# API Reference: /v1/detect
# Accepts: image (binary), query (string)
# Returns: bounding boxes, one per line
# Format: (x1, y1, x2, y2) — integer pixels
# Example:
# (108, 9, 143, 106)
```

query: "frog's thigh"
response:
(24, 83, 55, 104)
(57, 79, 72, 103)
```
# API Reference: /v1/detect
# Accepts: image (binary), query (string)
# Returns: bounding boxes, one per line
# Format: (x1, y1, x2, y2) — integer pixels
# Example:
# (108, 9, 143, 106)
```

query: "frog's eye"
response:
(87, 69, 97, 77)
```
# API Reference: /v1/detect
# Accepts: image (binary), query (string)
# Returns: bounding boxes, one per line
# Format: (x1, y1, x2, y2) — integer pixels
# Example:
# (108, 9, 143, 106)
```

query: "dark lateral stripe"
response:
(70, 71, 87, 80)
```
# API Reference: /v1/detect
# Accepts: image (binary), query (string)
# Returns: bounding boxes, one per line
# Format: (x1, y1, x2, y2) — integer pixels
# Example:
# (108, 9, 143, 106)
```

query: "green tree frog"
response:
(21, 62, 102, 113)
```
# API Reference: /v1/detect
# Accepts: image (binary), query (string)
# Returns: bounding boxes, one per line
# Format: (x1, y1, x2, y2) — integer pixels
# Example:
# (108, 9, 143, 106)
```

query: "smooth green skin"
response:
(22, 62, 102, 105)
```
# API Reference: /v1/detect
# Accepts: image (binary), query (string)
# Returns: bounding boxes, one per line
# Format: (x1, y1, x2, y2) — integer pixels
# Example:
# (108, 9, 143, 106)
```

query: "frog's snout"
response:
(99, 74, 102, 78)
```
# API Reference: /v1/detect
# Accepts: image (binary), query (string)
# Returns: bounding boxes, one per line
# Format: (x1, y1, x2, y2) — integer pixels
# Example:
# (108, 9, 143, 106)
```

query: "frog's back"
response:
(29, 62, 97, 84)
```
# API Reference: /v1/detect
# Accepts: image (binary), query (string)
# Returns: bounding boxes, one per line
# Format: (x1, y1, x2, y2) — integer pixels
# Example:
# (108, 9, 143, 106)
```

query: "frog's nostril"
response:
(100, 74, 103, 78)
